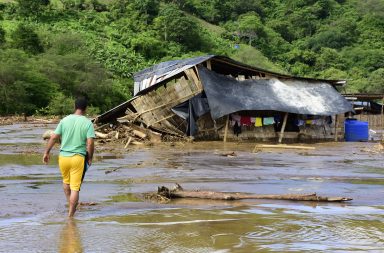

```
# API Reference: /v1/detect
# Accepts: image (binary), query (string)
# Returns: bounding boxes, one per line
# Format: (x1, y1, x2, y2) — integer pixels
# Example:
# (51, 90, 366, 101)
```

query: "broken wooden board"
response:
(253, 144, 316, 152)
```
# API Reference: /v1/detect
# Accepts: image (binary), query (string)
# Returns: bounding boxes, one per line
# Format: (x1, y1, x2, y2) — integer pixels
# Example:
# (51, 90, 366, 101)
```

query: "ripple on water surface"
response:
(1, 204, 383, 252)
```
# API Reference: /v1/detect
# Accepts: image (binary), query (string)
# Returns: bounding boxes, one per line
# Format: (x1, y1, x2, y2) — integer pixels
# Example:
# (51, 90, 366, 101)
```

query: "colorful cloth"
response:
(241, 116, 252, 126)
(263, 117, 274, 125)
(297, 120, 305, 126)
(231, 114, 241, 126)
(255, 117, 263, 127)
(233, 121, 241, 136)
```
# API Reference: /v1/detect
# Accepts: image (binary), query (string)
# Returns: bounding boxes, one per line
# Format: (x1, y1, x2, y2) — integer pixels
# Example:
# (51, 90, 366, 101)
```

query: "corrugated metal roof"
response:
(133, 55, 345, 96)
(133, 55, 213, 95)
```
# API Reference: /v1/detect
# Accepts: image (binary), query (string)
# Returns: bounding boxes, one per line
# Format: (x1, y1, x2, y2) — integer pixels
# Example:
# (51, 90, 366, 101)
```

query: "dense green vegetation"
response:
(0, 0, 383, 115)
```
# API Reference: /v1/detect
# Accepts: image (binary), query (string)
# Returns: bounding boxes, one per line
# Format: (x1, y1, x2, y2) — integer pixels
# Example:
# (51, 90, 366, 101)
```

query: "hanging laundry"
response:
(297, 120, 305, 126)
(231, 114, 241, 126)
(250, 117, 256, 123)
(255, 117, 263, 127)
(240, 116, 252, 126)
(325, 116, 332, 125)
(306, 120, 313, 125)
(233, 121, 241, 136)
(231, 114, 241, 123)
(314, 119, 324, 126)
(263, 117, 275, 125)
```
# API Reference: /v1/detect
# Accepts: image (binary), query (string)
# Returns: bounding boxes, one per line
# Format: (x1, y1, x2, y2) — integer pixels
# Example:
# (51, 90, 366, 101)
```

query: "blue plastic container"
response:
(344, 119, 369, 142)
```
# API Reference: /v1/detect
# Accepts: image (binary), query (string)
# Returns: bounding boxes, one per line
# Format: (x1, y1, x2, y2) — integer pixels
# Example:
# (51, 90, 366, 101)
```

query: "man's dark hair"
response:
(75, 97, 88, 111)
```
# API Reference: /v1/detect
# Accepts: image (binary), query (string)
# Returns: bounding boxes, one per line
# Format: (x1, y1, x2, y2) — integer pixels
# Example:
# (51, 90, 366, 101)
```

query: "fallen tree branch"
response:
(154, 184, 352, 202)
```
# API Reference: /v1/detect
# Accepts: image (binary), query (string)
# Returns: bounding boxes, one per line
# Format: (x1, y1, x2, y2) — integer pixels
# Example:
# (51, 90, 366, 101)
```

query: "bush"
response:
(42, 93, 75, 116)
(12, 23, 44, 54)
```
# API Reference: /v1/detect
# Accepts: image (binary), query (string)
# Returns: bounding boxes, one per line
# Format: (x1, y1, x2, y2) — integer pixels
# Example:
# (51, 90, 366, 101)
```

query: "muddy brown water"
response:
(0, 123, 383, 252)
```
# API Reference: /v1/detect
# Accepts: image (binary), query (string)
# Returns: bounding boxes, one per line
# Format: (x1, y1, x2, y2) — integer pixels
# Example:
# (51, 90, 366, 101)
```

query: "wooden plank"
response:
(184, 69, 199, 89)
(255, 144, 315, 150)
(148, 115, 174, 127)
(132, 91, 202, 122)
(381, 97, 384, 132)
(207, 60, 212, 70)
(124, 137, 132, 149)
(278, 112, 289, 143)
(223, 115, 229, 143)
(334, 115, 338, 142)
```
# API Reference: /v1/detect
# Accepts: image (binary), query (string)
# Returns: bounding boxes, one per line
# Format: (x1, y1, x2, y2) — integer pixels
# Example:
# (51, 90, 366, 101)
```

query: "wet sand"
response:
(0, 123, 383, 252)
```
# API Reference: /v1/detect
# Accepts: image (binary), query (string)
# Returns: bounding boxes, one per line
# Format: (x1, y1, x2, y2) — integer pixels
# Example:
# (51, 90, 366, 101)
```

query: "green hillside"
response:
(0, 0, 383, 115)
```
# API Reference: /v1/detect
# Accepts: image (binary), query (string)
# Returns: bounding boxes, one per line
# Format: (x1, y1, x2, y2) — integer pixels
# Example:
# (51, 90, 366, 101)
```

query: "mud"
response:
(0, 123, 383, 252)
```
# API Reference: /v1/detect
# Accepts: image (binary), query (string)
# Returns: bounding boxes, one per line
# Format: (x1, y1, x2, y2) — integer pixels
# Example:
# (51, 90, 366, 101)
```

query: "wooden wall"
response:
(128, 68, 203, 136)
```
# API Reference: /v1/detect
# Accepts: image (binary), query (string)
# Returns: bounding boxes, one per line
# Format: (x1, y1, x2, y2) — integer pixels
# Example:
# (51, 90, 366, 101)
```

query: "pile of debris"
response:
(361, 141, 384, 154)
(93, 122, 163, 147)
(43, 121, 187, 147)
(1, 116, 59, 126)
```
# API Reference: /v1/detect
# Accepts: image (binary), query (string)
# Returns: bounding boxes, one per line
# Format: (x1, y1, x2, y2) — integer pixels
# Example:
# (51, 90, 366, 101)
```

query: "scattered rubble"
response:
(217, 151, 237, 157)
(94, 121, 163, 147)
(0, 116, 59, 126)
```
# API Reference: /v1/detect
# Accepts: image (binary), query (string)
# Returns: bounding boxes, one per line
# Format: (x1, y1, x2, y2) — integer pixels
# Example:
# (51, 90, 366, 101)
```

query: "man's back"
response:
(43, 97, 95, 217)
(55, 114, 94, 157)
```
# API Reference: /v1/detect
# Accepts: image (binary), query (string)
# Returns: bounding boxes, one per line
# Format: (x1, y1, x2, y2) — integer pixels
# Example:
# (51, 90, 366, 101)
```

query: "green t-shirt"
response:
(54, 114, 95, 157)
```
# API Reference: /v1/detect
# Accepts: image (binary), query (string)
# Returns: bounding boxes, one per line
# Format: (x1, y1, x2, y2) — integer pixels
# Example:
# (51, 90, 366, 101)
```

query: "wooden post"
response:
(381, 97, 384, 140)
(278, 112, 289, 143)
(223, 115, 229, 143)
(334, 114, 338, 142)
(207, 60, 212, 70)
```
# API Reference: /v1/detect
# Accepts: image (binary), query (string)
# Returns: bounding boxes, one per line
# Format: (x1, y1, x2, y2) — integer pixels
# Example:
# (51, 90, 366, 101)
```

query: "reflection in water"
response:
(59, 219, 83, 253)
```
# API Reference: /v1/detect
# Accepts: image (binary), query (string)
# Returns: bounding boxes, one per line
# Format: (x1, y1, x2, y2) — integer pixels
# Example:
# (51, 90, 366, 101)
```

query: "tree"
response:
(130, 32, 166, 59)
(154, 4, 202, 50)
(308, 28, 352, 51)
(131, 0, 160, 21)
(366, 68, 384, 93)
(0, 49, 57, 115)
(237, 12, 263, 46)
(0, 26, 5, 46)
(17, 0, 50, 17)
(12, 24, 44, 54)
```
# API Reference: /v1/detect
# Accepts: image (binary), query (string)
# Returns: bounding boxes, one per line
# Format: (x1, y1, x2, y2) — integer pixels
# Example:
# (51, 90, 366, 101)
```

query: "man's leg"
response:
(63, 183, 71, 204)
(68, 190, 79, 217)
(59, 156, 71, 208)
(68, 155, 86, 217)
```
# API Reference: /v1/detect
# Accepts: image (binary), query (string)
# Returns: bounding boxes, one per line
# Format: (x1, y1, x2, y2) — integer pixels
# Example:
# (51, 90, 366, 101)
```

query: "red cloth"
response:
(240, 116, 252, 126)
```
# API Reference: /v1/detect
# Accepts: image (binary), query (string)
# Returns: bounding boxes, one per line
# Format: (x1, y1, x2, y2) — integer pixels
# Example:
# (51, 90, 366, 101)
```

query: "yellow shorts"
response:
(58, 155, 86, 191)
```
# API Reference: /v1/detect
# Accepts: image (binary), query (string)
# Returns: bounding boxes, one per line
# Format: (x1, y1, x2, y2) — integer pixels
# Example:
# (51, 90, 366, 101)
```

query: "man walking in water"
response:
(43, 98, 95, 217)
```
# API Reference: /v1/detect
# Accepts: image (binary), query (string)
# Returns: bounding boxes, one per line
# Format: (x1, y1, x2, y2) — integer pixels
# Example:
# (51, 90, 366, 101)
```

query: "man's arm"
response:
(86, 138, 94, 165)
(43, 133, 60, 164)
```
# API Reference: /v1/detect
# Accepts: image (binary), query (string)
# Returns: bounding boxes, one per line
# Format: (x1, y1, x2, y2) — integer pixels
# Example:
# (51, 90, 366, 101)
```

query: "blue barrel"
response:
(344, 119, 369, 142)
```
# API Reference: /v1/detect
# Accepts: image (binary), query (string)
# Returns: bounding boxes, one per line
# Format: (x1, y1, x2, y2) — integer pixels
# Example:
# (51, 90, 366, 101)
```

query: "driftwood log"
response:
(156, 184, 352, 202)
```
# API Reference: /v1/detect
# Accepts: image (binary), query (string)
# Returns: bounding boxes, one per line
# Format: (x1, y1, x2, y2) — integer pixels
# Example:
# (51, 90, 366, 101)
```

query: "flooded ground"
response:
(0, 123, 383, 252)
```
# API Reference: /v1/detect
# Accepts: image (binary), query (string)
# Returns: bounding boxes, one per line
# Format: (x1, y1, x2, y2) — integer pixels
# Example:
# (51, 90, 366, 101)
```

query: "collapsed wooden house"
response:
(95, 55, 352, 142)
